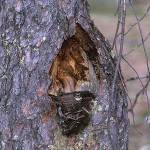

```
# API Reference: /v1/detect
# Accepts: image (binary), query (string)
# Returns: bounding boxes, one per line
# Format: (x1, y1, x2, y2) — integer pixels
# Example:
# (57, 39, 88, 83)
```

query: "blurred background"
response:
(88, 0, 150, 149)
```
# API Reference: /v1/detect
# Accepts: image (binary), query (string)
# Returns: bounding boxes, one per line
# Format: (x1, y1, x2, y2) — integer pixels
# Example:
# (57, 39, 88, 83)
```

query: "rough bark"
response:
(0, 0, 129, 150)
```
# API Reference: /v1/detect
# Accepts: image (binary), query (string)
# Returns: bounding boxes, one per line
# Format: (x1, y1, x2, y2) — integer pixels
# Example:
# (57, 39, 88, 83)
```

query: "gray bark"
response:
(0, 0, 129, 150)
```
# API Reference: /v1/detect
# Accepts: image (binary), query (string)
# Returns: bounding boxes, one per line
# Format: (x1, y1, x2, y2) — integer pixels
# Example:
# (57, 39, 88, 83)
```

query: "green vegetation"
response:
(89, 0, 116, 15)
(89, 0, 149, 16)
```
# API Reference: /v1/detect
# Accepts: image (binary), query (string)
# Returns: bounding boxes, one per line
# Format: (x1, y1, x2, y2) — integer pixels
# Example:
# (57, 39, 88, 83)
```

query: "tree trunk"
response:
(0, 0, 129, 150)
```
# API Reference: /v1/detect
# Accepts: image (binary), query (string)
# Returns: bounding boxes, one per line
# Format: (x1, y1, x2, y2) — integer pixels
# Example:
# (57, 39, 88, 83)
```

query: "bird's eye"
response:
(74, 92, 82, 101)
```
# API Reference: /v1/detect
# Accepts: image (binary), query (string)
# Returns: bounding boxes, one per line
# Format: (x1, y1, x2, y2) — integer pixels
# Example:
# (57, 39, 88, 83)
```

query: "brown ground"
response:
(91, 13, 150, 150)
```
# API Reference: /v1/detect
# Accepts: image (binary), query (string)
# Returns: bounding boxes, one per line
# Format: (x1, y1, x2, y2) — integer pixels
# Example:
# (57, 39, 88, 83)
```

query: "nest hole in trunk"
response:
(48, 24, 103, 136)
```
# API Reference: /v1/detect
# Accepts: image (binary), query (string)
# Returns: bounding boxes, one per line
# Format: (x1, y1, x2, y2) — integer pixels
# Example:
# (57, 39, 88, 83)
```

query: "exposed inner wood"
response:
(48, 24, 102, 96)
